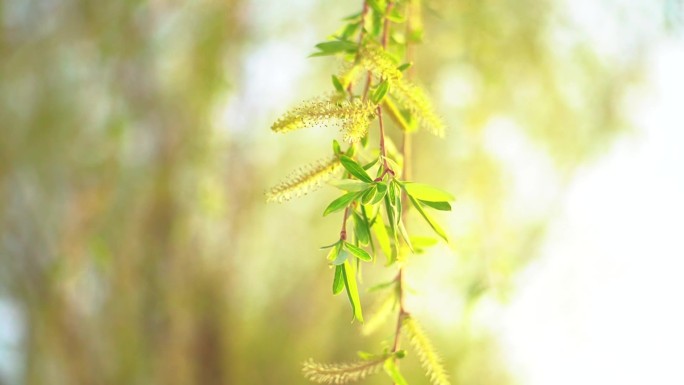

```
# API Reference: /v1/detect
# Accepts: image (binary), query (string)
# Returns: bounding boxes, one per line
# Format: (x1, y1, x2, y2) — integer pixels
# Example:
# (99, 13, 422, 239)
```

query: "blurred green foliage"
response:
(0, 0, 659, 384)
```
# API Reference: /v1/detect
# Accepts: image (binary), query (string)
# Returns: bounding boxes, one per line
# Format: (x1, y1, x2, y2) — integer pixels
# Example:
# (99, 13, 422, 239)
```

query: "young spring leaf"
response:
(371, 79, 390, 104)
(329, 179, 371, 192)
(340, 155, 374, 182)
(410, 236, 438, 253)
(370, 182, 387, 205)
(332, 75, 345, 92)
(342, 260, 364, 322)
(398, 220, 413, 253)
(371, 213, 392, 263)
(383, 358, 409, 385)
(332, 249, 349, 266)
(323, 191, 362, 216)
(397, 62, 413, 72)
(403, 182, 455, 202)
(311, 40, 358, 57)
(345, 242, 372, 262)
(333, 265, 345, 294)
(420, 200, 451, 211)
(362, 157, 379, 170)
(387, 7, 406, 23)
(361, 186, 377, 205)
(332, 139, 342, 155)
(367, 0, 384, 14)
(339, 21, 361, 40)
(408, 196, 448, 242)
(353, 211, 371, 246)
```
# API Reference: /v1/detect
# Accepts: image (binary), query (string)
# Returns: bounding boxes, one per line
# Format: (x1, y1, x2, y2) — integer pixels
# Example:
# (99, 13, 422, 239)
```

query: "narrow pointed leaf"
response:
(323, 191, 362, 216)
(403, 182, 455, 202)
(332, 75, 345, 92)
(332, 249, 349, 265)
(408, 196, 448, 242)
(333, 265, 345, 294)
(371, 79, 390, 104)
(361, 186, 377, 205)
(345, 242, 372, 262)
(371, 214, 392, 263)
(329, 179, 370, 192)
(383, 359, 409, 385)
(342, 260, 364, 322)
(398, 220, 413, 252)
(340, 155, 373, 183)
(353, 211, 371, 246)
(420, 200, 451, 211)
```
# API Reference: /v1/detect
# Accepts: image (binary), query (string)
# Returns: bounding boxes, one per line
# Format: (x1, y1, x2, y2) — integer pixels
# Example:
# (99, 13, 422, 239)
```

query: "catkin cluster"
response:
(358, 41, 402, 80)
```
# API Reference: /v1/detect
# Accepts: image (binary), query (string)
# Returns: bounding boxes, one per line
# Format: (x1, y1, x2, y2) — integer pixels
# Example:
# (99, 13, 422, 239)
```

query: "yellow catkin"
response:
(358, 41, 402, 80)
(402, 316, 451, 385)
(391, 80, 445, 137)
(361, 293, 397, 336)
(302, 357, 385, 384)
(266, 157, 342, 203)
(271, 97, 376, 142)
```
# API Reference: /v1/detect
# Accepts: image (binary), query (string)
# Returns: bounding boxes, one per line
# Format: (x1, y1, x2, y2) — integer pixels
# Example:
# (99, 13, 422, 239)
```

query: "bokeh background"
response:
(1, 0, 683, 384)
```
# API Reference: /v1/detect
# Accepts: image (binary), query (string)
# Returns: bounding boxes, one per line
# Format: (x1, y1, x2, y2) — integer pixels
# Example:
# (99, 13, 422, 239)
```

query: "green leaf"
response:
(367, 0, 385, 14)
(323, 191, 362, 216)
(321, 240, 341, 249)
(410, 236, 438, 252)
(383, 359, 409, 385)
(387, 7, 406, 23)
(368, 280, 396, 292)
(342, 11, 362, 21)
(371, 213, 392, 263)
(397, 62, 413, 72)
(387, 180, 397, 205)
(333, 265, 345, 294)
(332, 249, 349, 265)
(360, 206, 376, 254)
(420, 200, 451, 211)
(332, 139, 342, 155)
(312, 40, 357, 56)
(403, 182, 455, 202)
(384, 195, 400, 262)
(329, 179, 370, 192)
(361, 186, 377, 205)
(332, 75, 345, 92)
(345, 242, 372, 262)
(346, 144, 356, 157)
(369, 182, 387, 205)
(398, 220, 413, 252)
(408, 196, 448, 242)
(353, 211, 371, 246)
(362, 158, 379, 170)
(339, 21, 361, 40)
(371, 79, 390, 104)
(340, 155, 373, 183)
(343, 260, 364, 322)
